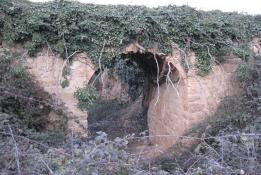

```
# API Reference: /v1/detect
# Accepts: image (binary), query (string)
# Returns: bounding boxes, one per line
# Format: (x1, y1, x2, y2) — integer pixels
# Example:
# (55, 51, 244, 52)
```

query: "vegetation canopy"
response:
(1, 0, 261, 74)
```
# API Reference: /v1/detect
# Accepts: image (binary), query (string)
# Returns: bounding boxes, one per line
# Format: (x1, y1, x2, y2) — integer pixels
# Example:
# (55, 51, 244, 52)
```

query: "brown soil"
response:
(26, 50, 95, 136)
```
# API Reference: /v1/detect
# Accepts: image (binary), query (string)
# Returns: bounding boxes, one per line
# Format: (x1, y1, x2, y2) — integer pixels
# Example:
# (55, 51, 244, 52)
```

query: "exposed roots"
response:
(58, 50, 80, 85)
(166, 61, 180, 97)
(173, 43, 190, 71)
(153, 53, 160, 106)
(98, 40, 107, 86)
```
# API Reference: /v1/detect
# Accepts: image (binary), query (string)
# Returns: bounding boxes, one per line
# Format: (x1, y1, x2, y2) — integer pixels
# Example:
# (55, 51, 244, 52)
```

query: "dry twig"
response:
(58, 50, 80, 84)
(98, 39, 107, 86)
(153, 53, 160, 106)
(8, 124, 21, 175)
(40, 158, 54, 175)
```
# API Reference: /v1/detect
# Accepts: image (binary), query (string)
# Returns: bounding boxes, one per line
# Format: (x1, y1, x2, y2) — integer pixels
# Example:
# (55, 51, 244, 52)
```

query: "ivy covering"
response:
(0, 0, 261, 74)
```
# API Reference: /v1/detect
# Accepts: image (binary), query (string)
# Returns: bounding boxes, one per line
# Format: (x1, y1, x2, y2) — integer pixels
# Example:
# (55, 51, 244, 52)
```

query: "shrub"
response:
(0, 49, 62, 132)
(74, 86, 98, 111)
(195, 49, 212, 76)
(235, 62, 253, 84)
(10, 62, 28, 80)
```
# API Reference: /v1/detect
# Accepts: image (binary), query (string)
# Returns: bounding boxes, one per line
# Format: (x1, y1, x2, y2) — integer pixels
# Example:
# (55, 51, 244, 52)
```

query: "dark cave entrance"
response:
(121, 52, 166, 107)
(88, 52, 167, 138)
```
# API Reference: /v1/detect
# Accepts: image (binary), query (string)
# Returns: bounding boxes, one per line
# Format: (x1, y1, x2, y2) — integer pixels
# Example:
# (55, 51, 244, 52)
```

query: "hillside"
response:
(0, 0, 260, 174)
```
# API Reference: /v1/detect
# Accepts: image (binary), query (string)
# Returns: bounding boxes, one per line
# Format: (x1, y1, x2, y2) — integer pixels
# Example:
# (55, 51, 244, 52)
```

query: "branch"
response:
(0, 131, 72, 157)
(166, 61, 180, 97)
(91, 71, 101, 87)
(0, 88, 63, 111)
(98, 39, 107, 86)
(134, 43, 146, 53)
(8, 124, 21, 175)
(46, 40, 54, 56)
(40, 158, 54, 175)
(172, 42, 190, 70)
(190, 40, 215, 68)
(153, 53, 160, 106)
(58, 50, 80, 84)
(63, 33, 68, 58)
(71, 130, 74, 162)
(132, 133, 261, 141)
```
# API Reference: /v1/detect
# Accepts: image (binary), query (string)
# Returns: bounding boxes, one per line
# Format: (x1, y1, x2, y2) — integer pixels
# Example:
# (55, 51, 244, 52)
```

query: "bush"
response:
(0, 48, 64, 132)
(235, 62, 253, 84)
(10, 62, 29, 80)
(195, 49, 212, 76)
(74, 86, 98, 111)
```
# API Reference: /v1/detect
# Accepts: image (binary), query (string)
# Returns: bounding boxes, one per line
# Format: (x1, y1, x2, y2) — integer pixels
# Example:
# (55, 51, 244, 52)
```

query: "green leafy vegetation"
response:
(74, 86, 98, 110)
(1, 0, 260, 74)
(60, 63, 71, 88)
(0, 1, 261, 174)
(235, 62, 253, 84)
(0, 47, 66, 134)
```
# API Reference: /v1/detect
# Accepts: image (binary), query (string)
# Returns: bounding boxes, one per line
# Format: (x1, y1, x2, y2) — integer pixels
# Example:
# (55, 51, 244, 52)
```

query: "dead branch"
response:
(91, 71, 101, 87)
(153, 53, 160, 106)
(172, 41, 190, 70)
(58, 50, 80, 84)
(0, 131, 72, 157)
(63, 34, 68, 59)
(40, 158, 54, 175)
(98, 39, 107, 86)
(190, 40, 216, 68)
(132, 133, 261, 141)
(190, 40, 228, 99)
(0, 88, 63, 110)
(185, 155, 204, 174)
(166, 61, 180, 97)
(8, 124, 21, 175)
(71, 130, 74, 162)
(134, 43, 146, 53)
(46, 41, 54, 57)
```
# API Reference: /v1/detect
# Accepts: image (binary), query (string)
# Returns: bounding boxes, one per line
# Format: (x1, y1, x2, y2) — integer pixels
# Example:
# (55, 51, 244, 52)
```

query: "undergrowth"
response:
(74, 86, 98, 111)
(0, 47, 66, 139)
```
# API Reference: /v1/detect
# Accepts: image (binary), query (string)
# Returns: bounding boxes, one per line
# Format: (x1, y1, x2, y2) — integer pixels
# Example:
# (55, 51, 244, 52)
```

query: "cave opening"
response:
(88, 52, 168, 138)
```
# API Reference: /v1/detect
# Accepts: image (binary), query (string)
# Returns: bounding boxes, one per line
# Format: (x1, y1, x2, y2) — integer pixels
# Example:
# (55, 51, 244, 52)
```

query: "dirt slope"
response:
(26, 51, 95, 136)
(148, 48, 241, 150)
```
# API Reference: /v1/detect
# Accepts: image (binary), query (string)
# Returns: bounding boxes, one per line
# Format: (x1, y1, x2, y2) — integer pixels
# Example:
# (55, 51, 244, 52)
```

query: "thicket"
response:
(0, 47, 67, 134)
(0, 49, 48, 130)
(1, 0, 261, 75)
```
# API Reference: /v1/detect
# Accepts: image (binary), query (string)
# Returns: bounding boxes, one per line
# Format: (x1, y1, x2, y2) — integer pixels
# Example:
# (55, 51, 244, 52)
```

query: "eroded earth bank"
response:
(1, 1, 261, 174)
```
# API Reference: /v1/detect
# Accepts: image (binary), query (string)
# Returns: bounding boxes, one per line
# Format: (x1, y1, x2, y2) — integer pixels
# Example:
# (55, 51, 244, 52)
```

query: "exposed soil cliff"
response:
(24, 41, 241, 146)
(1, 1, 261, 174)
(26, 51, 95, 136)
(148, 49, 240, 150)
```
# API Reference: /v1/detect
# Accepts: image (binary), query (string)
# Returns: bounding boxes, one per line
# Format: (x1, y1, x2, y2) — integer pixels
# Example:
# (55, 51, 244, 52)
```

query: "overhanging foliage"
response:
(0, 0, 261, 74)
